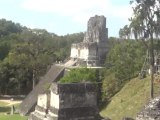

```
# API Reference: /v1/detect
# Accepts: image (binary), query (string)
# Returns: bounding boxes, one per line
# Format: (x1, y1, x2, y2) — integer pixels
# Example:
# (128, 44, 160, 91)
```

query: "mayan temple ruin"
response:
(19, 15, 108, 120)
(70, 15, 108, 66)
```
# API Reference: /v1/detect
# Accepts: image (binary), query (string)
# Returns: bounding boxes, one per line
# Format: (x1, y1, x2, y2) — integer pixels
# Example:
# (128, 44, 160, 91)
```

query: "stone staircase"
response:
(19, 64, 65, 116)
(64, 59, 77, 67)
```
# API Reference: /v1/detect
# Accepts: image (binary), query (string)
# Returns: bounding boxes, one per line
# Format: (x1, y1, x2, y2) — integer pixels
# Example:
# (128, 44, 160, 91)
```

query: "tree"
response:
(0, 19, 22, 37)
(0, 41, 10, 60)
(103, 40, 146, 100)
(0, 18, 85, 94)
(129, 17, 144, 40)
(130, 0, 160, 98)
(119, 25, 130, 39)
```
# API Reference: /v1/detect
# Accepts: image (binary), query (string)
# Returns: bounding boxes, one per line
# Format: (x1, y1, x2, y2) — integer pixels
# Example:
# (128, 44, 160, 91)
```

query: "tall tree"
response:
(119, 25, 130, 39)
(103, 40, 146, 99)
(130, 0, 160, 98)
(0, 19, 22, 37)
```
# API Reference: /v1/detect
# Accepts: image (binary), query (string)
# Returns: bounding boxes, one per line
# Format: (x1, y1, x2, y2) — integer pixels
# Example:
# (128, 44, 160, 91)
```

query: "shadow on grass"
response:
(0, 106, 10, 113)
(99, 99, 111, 111)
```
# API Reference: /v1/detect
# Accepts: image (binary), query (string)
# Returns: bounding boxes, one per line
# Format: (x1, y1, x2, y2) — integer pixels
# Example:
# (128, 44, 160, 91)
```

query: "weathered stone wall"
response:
(70, 44, 79, 58)
(83, 15, 107, 43)
(37, 94, 48, 109)
(70, 42, 97, 65)
(47, 83, 98, 120)
(70, 43, 89, 59)
(29, 82, 99, 120)
(98, 41, 108, 63)
(70, 15, 108, 66)
(28, 93, 49, 120)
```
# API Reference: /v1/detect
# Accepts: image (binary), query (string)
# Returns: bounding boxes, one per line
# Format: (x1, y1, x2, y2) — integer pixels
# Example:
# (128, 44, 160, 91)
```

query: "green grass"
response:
(0, 101, 8, 106)
(100, 77, 160, 120)
(0, 101, 27, 120)
(0, 114, 27, 120)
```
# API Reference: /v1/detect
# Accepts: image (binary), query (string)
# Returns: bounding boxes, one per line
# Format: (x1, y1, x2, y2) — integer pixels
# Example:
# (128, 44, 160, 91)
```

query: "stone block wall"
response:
(29, 93, 49, 120)
(70, 15, 108, 66)
(29, 82, 99, 120)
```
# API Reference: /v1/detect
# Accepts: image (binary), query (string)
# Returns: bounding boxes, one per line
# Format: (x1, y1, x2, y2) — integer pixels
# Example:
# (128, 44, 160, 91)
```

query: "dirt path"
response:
(0, 99, 22, 106)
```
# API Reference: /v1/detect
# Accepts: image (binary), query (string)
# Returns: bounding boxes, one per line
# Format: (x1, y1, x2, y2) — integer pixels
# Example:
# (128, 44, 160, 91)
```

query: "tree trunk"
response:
(32, 70, 35, 89)
(18, 82, 21, 95)
(150, 35, 154, 99)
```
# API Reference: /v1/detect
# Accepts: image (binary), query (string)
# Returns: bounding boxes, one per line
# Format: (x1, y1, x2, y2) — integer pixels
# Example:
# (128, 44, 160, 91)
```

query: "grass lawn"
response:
(0, 101, 8, 106)
(0, 114, 27, 120)
(100, 76, 160, 120)
(0, 101, 27, 120)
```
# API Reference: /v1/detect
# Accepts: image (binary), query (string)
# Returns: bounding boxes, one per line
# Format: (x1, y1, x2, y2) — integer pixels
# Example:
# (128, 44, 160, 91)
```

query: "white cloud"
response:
(21, 0, 109, 15)
(21, 0, 132, 25)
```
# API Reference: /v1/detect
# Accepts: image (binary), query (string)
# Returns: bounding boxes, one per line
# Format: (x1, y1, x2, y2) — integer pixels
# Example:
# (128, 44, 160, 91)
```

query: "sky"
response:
(0, 0, 133, 37)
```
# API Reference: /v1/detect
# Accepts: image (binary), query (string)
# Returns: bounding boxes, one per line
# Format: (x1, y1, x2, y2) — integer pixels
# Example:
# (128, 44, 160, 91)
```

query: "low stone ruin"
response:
(29, 82, 99, 120)
(29, 93, 49, 120)
(19, 65, 65, 116)
(136, 97, 160, 120)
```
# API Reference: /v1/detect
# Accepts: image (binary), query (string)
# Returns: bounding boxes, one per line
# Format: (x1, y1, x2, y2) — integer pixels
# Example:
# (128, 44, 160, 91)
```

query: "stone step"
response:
(19, 64, 65, 116)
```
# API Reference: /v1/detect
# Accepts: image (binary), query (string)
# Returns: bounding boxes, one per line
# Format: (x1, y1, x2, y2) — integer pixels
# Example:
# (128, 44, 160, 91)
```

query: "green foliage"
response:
(101, 76, 160, 120)
(0, 42, 10, 60)
(129, 0, 160, 98)
(102, 40, 146, 100)
(119, 25, 130, 39)
(0, 19, 84, 95)
(59, 68, 98, 83)
(0, 19, 22, 37)
(106, 40, 146, 79)
(54, 33, 84, 61)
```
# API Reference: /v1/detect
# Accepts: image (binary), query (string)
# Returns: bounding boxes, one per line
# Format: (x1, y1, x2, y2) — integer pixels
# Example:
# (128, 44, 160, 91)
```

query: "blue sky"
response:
(0, 0, 133, 37)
